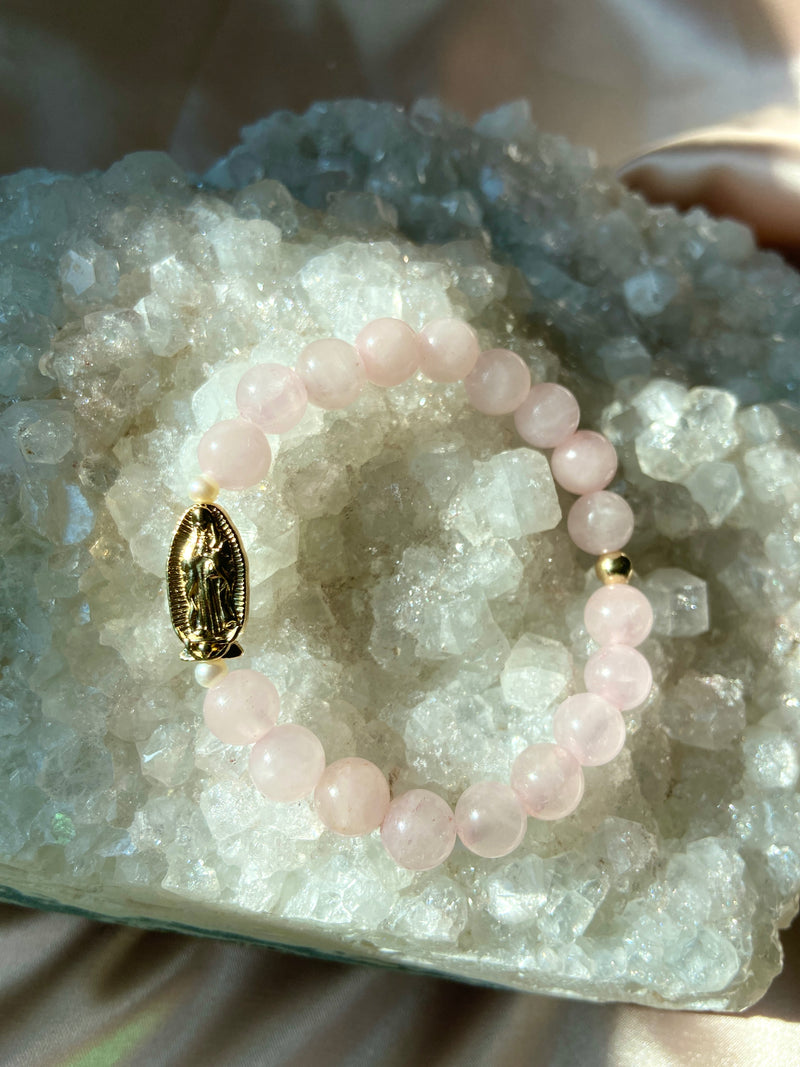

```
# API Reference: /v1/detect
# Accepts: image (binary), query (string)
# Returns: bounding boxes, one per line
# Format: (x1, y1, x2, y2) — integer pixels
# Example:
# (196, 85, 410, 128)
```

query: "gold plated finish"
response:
(595, 550, 633, 585)
(167, 503, 248, 661)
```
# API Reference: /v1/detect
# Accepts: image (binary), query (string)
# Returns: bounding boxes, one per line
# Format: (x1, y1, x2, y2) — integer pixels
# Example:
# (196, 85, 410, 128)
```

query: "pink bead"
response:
(355, 318, 419, 386)
(510, 743, 585, 820)
(551, 431, 618, 494)
(513, 383, 580, 447)
(297, 338, 365, 409)
(380, 789, 456, 870)
(584, 584, 654, 647)
(203, 669, 279, 746)
(567, 491, 634, 554)
(584, 645, 653, 711)
(553, 693, 626, 766)
(197, 418, 271, 490)
(417, 318, 480, 382)
(455, 781, 527, 859)
(314, 757, 390, 836)
(463, 348, 532, 415)
(236, 363, 308, 434)
(249, 724, 326, 802)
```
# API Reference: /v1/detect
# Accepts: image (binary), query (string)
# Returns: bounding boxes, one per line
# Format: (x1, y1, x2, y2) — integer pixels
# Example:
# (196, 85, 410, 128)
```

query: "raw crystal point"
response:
(452, 448, 561, 542)
(662, 673, 747, 750)
(2, 100, 800, 1013)
(641, 568, 710, 637)
(500, 634, 573, 721)
(684, 461, 743, 526)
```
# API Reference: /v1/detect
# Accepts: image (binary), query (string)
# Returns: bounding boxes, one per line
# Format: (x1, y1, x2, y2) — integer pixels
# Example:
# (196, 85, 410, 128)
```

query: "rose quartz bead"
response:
(314, 757, 390, 836)
(249, 724, 326, 802)
(584, 645, 653, 711)
(355, 317, 419, 386)
(553, 693, 626, 766)
(463, 348, 532, 415)
(455, 781, 527, 859)
(513, 383, 580, 448)
(510, 743, 585, 820)
(380, 789, 456, 870)
(567, 491, 634, 554)
(584, 584, 654, 647)
(236, 363, 308, 434)
(203, 669, 280, 746)
(417, 318, 480, 382)
(297, 338, 365, 409)
(197, 418, 271, 490)
(551, 431, 618, 494)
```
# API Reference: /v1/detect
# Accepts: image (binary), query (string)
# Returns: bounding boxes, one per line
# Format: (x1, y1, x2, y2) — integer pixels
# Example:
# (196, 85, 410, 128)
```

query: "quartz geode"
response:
(1, 100, 799, 1011)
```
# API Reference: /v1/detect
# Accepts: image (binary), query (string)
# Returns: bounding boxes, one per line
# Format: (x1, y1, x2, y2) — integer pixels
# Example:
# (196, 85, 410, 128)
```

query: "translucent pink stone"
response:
(355, 317, 419, 386)
(203, 669, 280, 746)
(455, 781, 527, 858)
(584, 584, 654, 647)
(463, 348, 532, 415)
(513, 383, 580, 448)
(510, 743, 585, 820)
(314, 757, 390, 836)
(296, 338, 365, 409)
(584, 645, 653, 711)
(196, 418, 271, 490)
(551, 430, 618, 494)
(553, 693, 626, 766)
(417, 318, 480, 382)
(236, 363, 308, 434)
(567, 491, 634, 554)
(249, 723, 326, 802)
(380, 789, 456, 870)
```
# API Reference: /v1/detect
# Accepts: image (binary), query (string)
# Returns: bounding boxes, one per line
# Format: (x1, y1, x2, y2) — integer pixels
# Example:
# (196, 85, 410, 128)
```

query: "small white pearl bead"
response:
(195, 660, 228, 688)
(188, 472, 220, 504)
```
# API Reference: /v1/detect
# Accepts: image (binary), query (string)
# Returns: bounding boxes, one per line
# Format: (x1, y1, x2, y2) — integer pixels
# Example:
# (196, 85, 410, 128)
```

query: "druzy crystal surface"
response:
(1, 100, 799, 1010)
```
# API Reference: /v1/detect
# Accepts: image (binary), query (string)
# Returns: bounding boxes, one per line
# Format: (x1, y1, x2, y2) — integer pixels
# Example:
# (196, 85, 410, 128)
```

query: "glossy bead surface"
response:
(584, 584, 654, 647)
(381, 789, 457, 870)
(188, 472, 219, 504)
(314, 757, 390, 836)
(595, 551, 634, 585)
(553, 693, 626, 766)
(203, 668, 280, 746)
(236, 363, 308, 434)
(194, 660, 227, 689)
(513, 383, 580, 448)
(584, 645, 653, 711)
(455, 781, 527, 858)
(510, 743, 585, 820)
(197, 418, 272, 490)
(463, 348, 532, 414)
(355, 317, 419, 386)
(417, 318, 480, 382)
(551, 430, 618, 494)
(567, 491, 635, 554)
(297, 338, 365, 409)
(249, 724, 326, 802)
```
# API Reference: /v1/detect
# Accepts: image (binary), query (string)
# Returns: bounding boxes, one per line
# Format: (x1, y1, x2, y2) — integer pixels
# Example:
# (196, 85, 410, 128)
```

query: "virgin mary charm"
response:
(166, 502, 248, 661)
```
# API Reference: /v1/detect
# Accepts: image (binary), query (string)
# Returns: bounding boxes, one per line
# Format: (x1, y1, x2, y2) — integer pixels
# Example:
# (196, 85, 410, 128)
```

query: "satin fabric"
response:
(2, 1, 800, 1063)
(1, 903, 799, 1067)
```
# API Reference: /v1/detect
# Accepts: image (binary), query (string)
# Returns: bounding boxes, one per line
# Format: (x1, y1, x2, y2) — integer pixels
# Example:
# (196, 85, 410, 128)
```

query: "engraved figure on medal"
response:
(167, 503, 248, 661)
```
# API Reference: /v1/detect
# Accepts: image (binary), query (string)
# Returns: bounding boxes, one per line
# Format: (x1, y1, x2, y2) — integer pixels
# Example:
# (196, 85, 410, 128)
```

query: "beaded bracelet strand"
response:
(167, 317, 654, 871)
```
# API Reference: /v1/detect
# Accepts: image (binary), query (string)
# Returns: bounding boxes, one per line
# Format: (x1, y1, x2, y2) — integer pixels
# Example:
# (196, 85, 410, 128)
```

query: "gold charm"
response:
(166, 503, 248, 661)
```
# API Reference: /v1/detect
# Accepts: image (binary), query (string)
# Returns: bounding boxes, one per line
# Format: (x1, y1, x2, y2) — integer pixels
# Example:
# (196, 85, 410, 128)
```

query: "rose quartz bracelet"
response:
(167, 317, 654, 871)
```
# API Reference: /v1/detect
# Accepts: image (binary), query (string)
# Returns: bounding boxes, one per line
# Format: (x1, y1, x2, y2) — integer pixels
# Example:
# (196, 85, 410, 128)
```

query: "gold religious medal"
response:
(166, 503, 248, 661)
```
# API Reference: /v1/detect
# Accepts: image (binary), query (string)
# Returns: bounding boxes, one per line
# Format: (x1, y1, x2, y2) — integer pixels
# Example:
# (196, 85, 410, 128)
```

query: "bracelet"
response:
(167, 317, 654, 871)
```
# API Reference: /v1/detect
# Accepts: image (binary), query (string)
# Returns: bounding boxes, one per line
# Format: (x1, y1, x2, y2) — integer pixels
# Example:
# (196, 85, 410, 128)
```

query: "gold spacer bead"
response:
(595, 551, 633, 585)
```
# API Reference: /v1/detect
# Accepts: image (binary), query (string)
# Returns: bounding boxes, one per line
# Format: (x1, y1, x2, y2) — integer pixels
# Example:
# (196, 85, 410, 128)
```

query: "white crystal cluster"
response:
(1, 101, 799, 1011)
